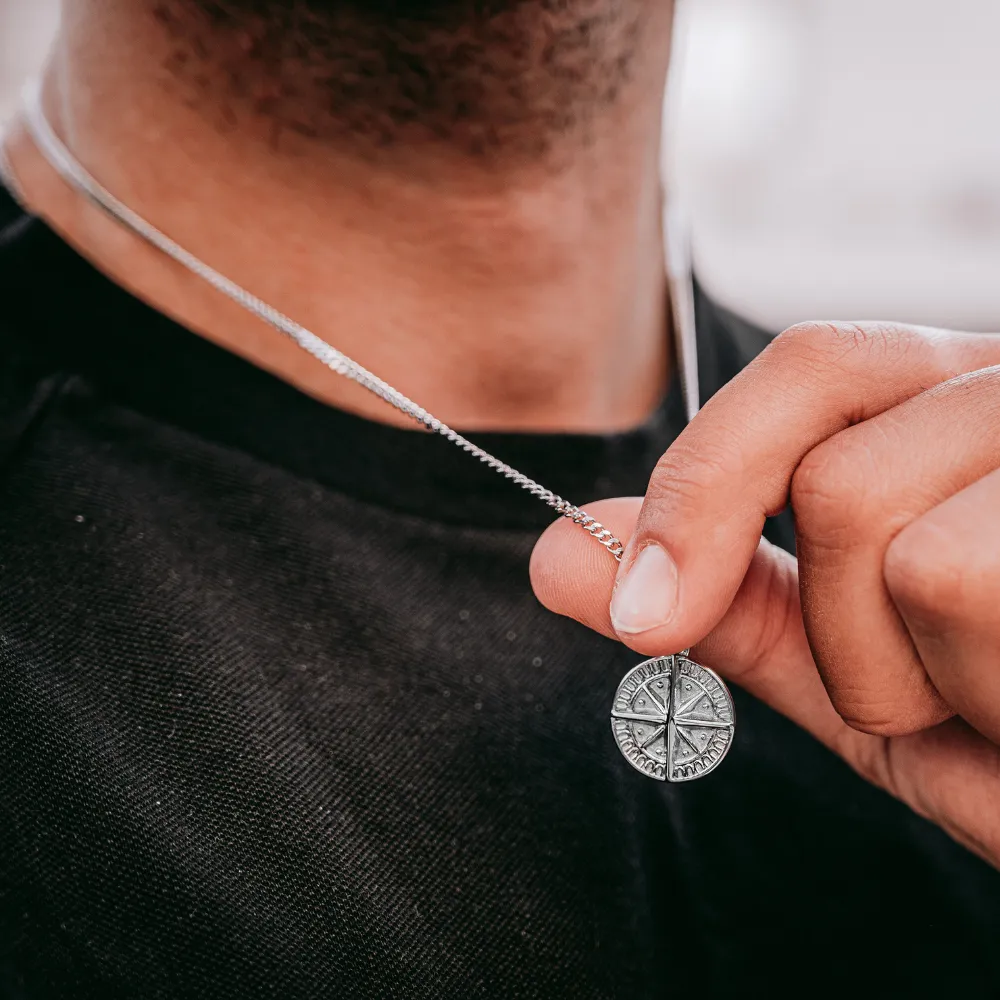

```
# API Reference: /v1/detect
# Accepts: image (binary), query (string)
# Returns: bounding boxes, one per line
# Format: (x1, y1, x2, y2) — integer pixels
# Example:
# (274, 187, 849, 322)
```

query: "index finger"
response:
(607, 322, 1000, 654)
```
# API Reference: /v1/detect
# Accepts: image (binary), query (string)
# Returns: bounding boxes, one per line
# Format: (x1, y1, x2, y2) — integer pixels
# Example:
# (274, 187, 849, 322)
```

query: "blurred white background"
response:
(2, 0, 999, 332)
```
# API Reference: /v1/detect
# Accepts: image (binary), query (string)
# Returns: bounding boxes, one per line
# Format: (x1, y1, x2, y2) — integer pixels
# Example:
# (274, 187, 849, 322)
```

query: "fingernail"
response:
(610, 542, 678, 635)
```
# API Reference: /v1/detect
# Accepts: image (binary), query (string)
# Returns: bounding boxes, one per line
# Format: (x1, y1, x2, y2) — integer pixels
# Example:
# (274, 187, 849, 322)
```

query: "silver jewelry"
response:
(19, 79, 735, 782)
(612, 652, 734, 782)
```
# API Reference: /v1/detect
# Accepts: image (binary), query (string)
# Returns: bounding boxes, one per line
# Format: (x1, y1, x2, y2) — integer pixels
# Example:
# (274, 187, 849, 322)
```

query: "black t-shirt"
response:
(0, 184, 997, 1000)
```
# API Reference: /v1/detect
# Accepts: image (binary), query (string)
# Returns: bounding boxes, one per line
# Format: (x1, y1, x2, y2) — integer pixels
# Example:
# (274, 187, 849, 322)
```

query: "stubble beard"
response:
(151, 1, 653, 164)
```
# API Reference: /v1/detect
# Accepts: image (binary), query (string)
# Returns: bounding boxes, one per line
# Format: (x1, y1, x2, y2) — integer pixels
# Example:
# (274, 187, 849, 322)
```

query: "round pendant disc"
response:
(610, 654, 735, 782)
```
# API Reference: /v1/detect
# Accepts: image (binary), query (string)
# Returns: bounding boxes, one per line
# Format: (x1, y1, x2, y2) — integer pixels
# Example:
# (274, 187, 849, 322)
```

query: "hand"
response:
(531, 321, 1000, 867)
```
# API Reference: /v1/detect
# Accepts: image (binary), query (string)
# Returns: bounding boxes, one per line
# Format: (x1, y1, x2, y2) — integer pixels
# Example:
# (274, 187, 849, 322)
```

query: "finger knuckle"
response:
(646, 433, 744, 512)
(790, 436, 883, 546)
(775, 320, 898, 368)
(773, 322, 950, 409)
(884, 520, 983, 623)
(930, 366, 1000, 425)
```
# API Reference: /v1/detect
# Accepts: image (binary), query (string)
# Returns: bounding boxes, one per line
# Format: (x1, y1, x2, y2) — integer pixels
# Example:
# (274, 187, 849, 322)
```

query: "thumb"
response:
(531, 499, 866, 760)
(614, 325, 1000, 657)
(533, 500, 1000, 863)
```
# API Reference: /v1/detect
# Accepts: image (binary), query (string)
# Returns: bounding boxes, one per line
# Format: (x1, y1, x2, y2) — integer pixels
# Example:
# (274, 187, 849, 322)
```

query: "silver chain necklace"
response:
(13, 80, 735, 782)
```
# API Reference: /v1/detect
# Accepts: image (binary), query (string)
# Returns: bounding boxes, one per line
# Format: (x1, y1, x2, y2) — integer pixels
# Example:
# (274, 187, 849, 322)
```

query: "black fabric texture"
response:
(0, 183, 998, 999)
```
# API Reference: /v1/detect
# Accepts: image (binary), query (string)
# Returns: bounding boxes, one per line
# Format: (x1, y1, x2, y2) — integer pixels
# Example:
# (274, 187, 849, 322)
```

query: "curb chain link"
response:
(21, 83, 625, 561)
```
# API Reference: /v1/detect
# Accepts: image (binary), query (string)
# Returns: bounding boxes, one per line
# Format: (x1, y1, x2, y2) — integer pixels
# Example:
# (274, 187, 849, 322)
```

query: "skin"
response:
(152, 1, 651, 164)
(2, 0, 671, 431)
(531, 322, 1000, 868)
(4, 1, 998, 867)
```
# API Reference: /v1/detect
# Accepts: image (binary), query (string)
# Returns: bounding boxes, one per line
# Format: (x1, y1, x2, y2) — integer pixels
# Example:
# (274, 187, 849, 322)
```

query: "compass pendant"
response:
(611, 652, 735, 782)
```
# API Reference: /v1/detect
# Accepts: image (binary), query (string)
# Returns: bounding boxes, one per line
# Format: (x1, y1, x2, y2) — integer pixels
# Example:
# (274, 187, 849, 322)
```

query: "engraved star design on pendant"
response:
(610, 653, 735, 782)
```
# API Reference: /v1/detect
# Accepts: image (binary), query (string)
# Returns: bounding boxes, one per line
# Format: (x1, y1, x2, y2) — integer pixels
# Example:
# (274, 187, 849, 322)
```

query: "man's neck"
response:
(3, 3, 673, 432)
